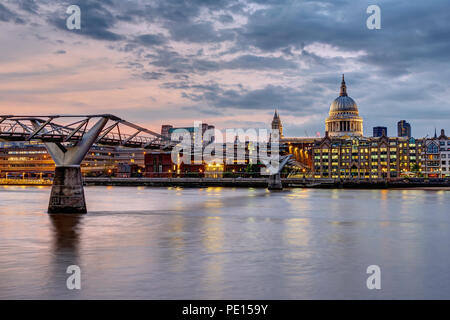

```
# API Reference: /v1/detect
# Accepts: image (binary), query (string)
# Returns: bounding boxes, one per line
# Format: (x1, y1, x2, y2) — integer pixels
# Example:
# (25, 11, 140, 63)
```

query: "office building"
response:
(373, 126, 387, 137)
(398, 120, 411, 138)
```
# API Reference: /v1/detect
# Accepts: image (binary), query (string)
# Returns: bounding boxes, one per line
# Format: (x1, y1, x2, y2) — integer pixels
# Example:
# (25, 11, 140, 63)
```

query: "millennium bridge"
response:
(0, 115, 303, 214)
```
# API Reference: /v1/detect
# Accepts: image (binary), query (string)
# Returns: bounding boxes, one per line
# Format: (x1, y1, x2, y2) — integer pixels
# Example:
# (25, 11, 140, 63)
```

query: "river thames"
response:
(0, 186, 449, 299)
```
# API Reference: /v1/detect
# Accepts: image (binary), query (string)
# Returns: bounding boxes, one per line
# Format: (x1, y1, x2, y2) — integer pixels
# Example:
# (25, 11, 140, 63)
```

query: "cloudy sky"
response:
(0, 0, 449, 138)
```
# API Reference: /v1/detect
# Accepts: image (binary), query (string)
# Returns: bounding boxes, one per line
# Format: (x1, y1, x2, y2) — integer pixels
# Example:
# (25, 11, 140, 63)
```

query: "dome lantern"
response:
(340, 74, 347, 97)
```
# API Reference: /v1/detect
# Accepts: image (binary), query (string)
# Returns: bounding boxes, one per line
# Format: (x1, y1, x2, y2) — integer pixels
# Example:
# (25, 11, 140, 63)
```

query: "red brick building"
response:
(144, 147, 265, 178)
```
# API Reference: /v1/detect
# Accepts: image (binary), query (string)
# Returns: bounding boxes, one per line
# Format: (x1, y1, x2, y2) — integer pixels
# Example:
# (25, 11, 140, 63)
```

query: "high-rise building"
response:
(398, 120, 411, 138)
(373, 126, 387, 137)
(325, 75, 363, 137)
(161, 125, 173, 139)
(162, 123, 215, 144)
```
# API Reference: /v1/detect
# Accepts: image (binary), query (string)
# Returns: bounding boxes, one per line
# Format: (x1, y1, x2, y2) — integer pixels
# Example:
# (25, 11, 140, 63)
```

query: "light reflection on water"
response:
(0, 186, 450, 299)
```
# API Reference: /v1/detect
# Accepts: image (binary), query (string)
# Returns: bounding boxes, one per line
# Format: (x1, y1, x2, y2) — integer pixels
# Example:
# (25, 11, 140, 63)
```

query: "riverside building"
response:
(422, 129, 450, 178)
(0, 142, 144, 179)
(439, 130, 450, 177)
(275, 75, 428, 179)
(312, 135, 423, 179)
(144, 141, 268, 178)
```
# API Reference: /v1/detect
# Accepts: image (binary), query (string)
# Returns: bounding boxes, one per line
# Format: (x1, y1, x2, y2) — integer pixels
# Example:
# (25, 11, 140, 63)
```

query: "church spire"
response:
(271, 109, 283, 137)
(340, 74, 347, 97)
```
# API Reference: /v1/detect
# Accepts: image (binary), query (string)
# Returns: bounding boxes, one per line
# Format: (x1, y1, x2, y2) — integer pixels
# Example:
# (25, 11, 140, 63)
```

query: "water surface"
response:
(0, 185, 449, 299)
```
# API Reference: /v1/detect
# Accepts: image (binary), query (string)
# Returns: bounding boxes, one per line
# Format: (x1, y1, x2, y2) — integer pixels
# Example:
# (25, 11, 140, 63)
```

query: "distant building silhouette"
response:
(373, 126, 387, 137)
(397, 120, 411, 138)
(271, 110, 283, 138)
(161, 123, 215, 144)
(161, 125, 173, 139)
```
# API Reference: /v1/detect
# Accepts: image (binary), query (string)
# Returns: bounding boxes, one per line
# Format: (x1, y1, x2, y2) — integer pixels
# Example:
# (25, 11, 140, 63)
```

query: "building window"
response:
(427, 144, 439, 153)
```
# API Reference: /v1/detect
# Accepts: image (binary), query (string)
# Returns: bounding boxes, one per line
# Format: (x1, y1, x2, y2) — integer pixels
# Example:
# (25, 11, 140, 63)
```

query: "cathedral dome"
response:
(329, 74, 359, 113)
(325, 75, 363, 137)
(330, 95, 358, 113)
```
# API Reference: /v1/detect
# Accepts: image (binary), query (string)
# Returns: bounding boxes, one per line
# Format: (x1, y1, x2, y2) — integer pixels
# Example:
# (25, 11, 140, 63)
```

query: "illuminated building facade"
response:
(281, 137, 316, 170)
(0, 143, 144, 179)
(312, 135, 423, 179)
(144, 142, 265, 178)
(0, 143, 54, 179)
(422, 129, 450, 178)
(439, 130, 450, 177)
(325, 75, 363, 137)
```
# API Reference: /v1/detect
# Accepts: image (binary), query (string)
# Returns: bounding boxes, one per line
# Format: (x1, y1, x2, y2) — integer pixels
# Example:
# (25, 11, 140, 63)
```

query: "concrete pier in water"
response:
(49, 167, 86, 214)
(30, 117, 109, 214)
(268, 174, 283, 190)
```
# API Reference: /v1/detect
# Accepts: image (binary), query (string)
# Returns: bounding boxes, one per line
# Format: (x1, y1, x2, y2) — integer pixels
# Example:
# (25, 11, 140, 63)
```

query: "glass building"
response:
(398, 120, 411, 138)
(373, 126, 387, 137)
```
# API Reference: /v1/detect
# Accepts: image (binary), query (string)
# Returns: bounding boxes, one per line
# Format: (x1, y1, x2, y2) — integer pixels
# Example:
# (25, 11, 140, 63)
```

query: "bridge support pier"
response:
(268, 173, 283, 190)
(266, 154, 294, 191)
(31, 117, 109, 214)
(49, 166, 86, 214)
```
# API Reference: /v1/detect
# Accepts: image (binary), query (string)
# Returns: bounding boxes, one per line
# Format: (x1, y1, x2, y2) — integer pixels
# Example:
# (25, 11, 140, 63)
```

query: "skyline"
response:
(0, 0, 449, 138)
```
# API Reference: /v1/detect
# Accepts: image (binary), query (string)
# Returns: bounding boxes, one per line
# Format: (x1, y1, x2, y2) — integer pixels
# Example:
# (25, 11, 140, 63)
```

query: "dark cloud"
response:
(224, 55, 297, 70)
(124, 61, 144, 69)
(1, 0, 450, 136)
(168, 21, 235, 43)
(134, 34, 167, 47)
(0, 3, 13, 21)
(147, 0, 239, 23)
(17, 0, 39, 14)
(236, 0, 450, 77)
(147, 49, 194, 74)
(218, 14, 234, 24)
(0, 3, 25, 23)
(174, 81, 324, 115)
(148, 50, 297, 74)
(141, 71, 164, 80)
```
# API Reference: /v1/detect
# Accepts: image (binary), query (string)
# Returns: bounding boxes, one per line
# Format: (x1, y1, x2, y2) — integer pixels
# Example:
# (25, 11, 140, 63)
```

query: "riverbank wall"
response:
(2, 177, 449, 189)
(82, 177, 450, 189)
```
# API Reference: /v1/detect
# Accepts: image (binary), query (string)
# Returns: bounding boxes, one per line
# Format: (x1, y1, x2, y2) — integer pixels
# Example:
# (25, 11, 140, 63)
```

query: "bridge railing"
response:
(0, 115, 173, 149)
